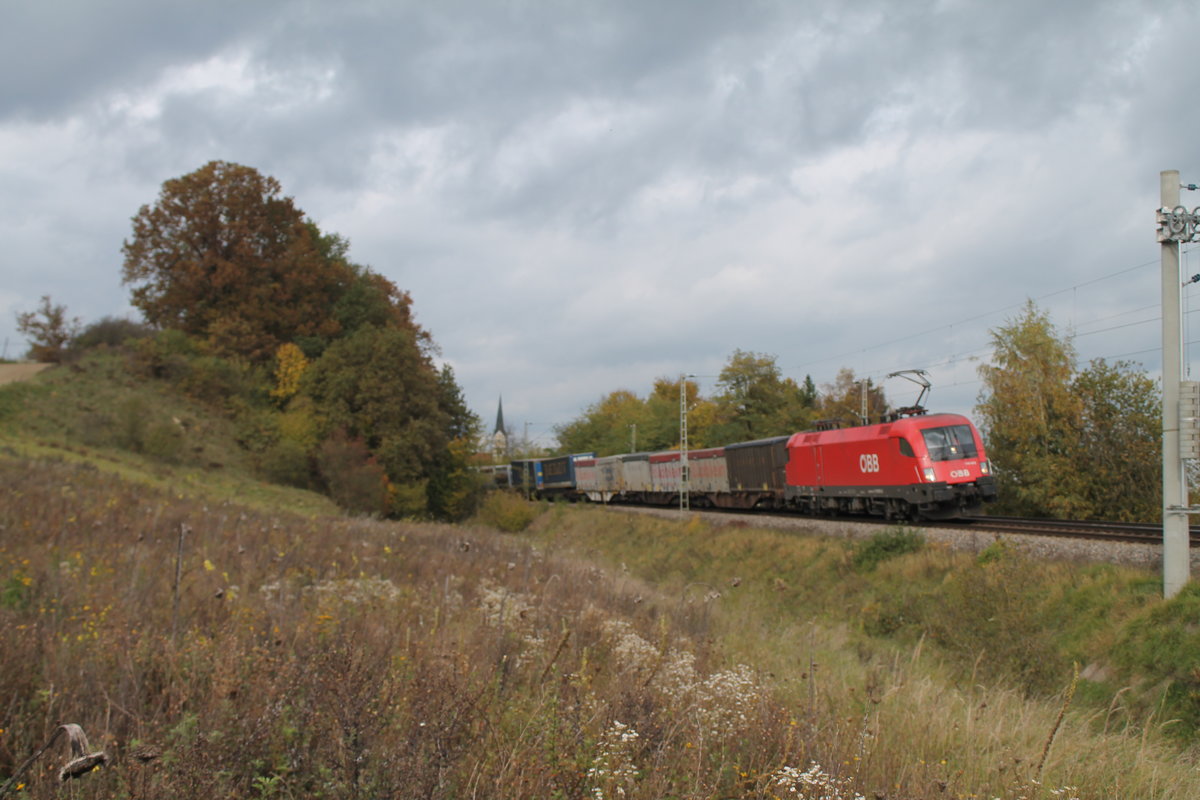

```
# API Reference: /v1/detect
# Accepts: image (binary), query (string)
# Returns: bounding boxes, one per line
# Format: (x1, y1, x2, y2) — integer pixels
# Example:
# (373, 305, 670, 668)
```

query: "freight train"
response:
(490, 410, 996, 521)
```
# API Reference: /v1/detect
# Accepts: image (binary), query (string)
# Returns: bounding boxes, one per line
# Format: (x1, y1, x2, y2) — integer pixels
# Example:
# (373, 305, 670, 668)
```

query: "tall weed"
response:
(1111, 582, 1200, 736)
(851, 527, 925, 572)
(475, 490, 542, 532)
(2, 458, 1199, 798)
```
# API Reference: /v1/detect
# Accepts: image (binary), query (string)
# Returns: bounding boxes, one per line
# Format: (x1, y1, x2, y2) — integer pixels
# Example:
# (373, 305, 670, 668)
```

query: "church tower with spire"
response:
(492, 396, 509, 458)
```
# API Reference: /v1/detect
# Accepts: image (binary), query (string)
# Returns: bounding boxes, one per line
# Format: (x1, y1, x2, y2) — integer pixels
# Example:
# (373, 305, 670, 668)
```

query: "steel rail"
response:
(943, 516, 1196, 546)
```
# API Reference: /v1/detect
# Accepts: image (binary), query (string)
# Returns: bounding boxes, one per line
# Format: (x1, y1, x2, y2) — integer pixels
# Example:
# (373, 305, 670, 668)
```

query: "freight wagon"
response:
(489, 412, 994, 521)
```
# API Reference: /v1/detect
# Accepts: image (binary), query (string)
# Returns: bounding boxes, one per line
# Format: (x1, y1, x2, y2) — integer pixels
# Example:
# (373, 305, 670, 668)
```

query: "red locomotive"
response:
(784, 412, 995, 520)
(557, 411, 995, 520)
(504, 372, 996, 521)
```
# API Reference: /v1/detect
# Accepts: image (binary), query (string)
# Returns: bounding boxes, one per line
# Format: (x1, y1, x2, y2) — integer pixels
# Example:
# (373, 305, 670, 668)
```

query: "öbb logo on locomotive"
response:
(501, 411, 997, 521)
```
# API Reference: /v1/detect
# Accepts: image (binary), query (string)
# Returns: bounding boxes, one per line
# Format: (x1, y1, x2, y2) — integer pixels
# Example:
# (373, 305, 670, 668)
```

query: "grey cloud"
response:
(2, 0, 278, 121)
(2, 0, 1197, 435)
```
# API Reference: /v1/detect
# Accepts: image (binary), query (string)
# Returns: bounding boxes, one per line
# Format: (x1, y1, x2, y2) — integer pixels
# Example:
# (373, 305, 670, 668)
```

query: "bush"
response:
(426, 439, 489, 522)
(387, 480, 429, 519)
(179, 355, 266, 408)
(260, 438, 312, 488)
(316, 430, 389, 516)
(1112, 583, 1200, 736)
(976, 539, 1013, 565)
(851, 528, 924, 572)
(143, 419, 185, 463)
(277, 396, 320, 451)
(68, 316, 153, 355)
(132, 329, 199, 380)
(115, 396, 150, 452)
(933, 552, 1066, 691)
(233, 405, 280, 454)
(77, 410, 117, 448)
(475, 491, 541, 532)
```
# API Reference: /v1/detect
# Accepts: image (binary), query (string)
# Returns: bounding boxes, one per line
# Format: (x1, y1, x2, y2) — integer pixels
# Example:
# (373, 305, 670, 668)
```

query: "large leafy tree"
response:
(638, 377, 711, 451)
(555, 389, 646, 456)
(426, 364, 486, 520)
(303, 325, 447, 489)
(709, 350, 817, 442)
(121, 161, 348, 361)
(978, 303, 1162, 520)
(1073, 358, 1160, 521)
(310, 222, 429, 355)
(118, 161, 471, 520)
(554, 351, 822, 455)
(817, 367, 888, 426)
(976, 301, 1092, 517)
(553, 377, 716, 456)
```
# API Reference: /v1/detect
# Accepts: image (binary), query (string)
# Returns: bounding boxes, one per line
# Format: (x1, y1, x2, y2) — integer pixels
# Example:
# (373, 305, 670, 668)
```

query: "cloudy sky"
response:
(4, 0, 1198, 447)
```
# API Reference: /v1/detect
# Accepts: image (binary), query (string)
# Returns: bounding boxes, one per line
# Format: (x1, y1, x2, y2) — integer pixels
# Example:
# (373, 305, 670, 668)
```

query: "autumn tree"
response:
(68, 317, 152, 354)
(303, 325, 447, 513)
(553, 376, 721, 456)
(1072, 359, 1160, 521)
(309, 223, 430, 356)
(637, 376, 725, 451)
(709, 350, 816, 442)
(121, 161, 349, 361)
(270, 342, 309, 405)
(554, 389, 647, 456)
(817, 367, 888, 426)
(15, 295, 81, 363)
(426, 364, 486, 520)
(976, 300, 1087, 517)
(118, 161, 470, 520)
(554, 355, 819, 456)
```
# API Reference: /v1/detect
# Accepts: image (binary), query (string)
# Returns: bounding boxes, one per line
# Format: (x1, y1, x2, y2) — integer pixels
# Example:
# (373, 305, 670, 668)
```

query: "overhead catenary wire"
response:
(790, 257, 1161, 374)
(791, 248, 1200, 405)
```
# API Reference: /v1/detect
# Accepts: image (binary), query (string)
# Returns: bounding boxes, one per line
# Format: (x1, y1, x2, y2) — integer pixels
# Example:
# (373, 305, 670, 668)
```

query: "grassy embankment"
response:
(0, 350, 336, 517)
(2, 359, 1200, 798)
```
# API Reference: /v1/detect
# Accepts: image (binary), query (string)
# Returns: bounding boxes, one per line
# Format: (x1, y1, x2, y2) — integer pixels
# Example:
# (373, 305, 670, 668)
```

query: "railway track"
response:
(943, 515, 1197, 546)
(613, 502, 1186, 548)
(668, 505, 1187, 546)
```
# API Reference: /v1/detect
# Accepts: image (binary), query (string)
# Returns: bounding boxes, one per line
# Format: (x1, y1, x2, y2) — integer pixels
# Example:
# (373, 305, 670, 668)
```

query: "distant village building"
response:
(492, 396, 509, 459)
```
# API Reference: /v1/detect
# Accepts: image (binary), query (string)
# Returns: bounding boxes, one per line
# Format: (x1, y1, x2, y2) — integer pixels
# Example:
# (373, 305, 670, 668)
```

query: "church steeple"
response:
(494, 396, 507, 436)
(492, 396, 509, 457)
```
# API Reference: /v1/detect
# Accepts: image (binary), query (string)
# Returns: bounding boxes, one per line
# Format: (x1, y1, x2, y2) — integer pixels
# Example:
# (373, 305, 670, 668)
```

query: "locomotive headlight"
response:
(980, 460, 991, 475)
(922, 467, 936, 482)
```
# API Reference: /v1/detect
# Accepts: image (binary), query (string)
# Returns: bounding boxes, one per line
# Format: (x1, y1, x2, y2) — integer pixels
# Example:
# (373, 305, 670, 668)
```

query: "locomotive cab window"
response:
(895, 437, 915, 457)
(921, 425, 978, 462)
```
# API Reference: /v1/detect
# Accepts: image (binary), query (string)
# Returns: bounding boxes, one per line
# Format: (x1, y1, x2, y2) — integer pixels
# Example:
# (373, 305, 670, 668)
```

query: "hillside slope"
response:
(3, 356, 1200, 798)
(0, 351, 338, 516)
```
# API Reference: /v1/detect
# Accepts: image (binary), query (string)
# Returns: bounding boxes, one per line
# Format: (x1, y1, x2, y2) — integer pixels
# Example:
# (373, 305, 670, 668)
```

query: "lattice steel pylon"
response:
(680, 373, 691, 513)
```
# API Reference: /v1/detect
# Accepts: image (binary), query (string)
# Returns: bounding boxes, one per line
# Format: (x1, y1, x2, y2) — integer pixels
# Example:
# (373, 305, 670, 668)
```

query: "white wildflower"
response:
(477, 580, 536, 627)
(587, 721, 640, 799)
(694, 664, 760, 735)
(772, 762, 865, 800)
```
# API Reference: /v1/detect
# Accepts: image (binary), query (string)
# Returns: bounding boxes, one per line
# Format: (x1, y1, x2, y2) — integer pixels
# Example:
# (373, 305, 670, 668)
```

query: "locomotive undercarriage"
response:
(574, 477, 995, 522)
(786, 478, 996, 521)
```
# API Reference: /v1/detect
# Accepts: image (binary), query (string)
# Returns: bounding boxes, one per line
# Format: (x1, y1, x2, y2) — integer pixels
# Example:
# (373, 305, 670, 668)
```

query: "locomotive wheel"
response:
(884, 500, 911, 522)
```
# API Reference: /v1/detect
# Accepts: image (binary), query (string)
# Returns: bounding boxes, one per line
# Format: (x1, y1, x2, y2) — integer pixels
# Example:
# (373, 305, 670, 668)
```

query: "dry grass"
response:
(522, 504, 1200, 799)
(0, 455, 839, 798)
(0, 364, 51, 386)
(2, 457, 1199, 799)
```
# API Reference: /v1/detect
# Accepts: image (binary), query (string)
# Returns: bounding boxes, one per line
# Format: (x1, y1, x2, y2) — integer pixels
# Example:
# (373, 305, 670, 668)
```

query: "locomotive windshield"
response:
(921, 424, 978, 462)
